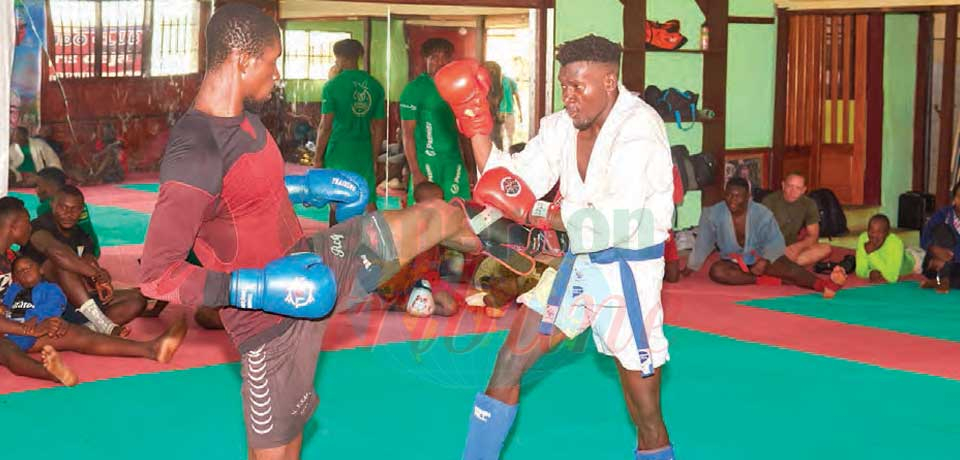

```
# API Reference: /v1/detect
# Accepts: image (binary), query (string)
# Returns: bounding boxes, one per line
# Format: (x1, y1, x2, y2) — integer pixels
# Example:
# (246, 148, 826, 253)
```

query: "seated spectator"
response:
(761, 173, 832, 266)
(9, 126, 62, 187)
(0, 255, 187, 387)
(21, 187, 147, 335)
(373, 182, 463, 317)
(36, 125, 64, 158)
(682, 178, 847, 298)
(35, 167, 101, 257)
(855, 214, 914, 283)
(919, 181, 960, 293)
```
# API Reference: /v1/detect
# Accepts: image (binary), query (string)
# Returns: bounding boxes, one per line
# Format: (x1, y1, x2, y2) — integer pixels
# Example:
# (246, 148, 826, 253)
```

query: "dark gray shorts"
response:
(308, 212, 400, 313)
(239, 213, 400, 449)
(239, 318, 326, 450)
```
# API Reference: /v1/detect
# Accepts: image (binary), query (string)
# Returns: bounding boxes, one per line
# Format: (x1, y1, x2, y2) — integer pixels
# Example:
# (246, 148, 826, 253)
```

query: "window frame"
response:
(48, 0, 204, 80)
(280, 29, 352, 81)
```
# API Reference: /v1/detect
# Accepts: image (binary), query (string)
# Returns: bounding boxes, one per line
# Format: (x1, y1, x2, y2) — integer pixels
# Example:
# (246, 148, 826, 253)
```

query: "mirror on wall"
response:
(275, 0, 547, 206)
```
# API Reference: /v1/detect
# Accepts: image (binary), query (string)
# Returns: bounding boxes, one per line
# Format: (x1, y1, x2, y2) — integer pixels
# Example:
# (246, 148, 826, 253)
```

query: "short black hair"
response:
(56, 185, 85, 203)
(0, 196, 27, 222)
(333, 38, 364, 60)
(37, 167, 68, 188)
(869, 213, 890, 229)
(12, 255, 37, 271)
(413, 181, 443, 201)
(556, 34, 621, 66)
(725, 177, 750, 192)
(205, 2, 280, 70)
(953, 181, 960, 198)
(421, 38, 454, 57)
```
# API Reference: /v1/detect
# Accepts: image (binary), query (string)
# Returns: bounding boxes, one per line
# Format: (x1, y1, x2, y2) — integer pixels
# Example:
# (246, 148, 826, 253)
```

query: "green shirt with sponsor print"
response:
(321, 69, 385, 203)
(399, 73, 469, 202)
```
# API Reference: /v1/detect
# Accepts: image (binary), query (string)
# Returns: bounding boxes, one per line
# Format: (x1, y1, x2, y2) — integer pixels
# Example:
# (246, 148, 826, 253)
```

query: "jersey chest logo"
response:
(352, 81, 372, 116)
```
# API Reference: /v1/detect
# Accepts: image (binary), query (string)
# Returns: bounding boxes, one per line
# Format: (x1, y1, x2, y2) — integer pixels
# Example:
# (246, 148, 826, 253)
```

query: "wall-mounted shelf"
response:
(621, 0, 729, 206)
(645, 48, 725, 54)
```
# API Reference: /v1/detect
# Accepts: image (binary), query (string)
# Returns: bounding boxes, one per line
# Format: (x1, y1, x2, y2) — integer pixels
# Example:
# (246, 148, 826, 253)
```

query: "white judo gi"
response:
(482, 85, 674, 372)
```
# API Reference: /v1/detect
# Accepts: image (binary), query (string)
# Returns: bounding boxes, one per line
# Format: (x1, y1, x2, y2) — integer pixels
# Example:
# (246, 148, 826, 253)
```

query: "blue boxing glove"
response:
(229, 253, 337, 319)
(285, 169, 369, 222)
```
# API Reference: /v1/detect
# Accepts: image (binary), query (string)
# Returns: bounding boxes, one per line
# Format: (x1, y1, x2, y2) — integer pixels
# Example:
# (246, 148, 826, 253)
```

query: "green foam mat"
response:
(0, 326, 956, 459)
(741, 283, 960, 342)
(9, 192, 151, 247)
(117, 183, 160, 193)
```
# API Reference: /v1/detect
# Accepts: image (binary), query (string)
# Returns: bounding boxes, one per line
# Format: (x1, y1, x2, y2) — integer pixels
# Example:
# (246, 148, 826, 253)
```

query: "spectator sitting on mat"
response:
(761, 173, 833, 267)
(35, 167, 101, 257)
(19, 187, 147, 336)
(855, 214, 915, 284)
(919, 181, 960, 293)
(682, 177, 847, 298)
(0, 254, 188, 387)
(9, 126, 62, 188)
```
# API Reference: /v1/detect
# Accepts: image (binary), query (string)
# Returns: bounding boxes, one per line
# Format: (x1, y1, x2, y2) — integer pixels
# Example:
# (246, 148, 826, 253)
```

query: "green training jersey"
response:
(399, 73, 463, 163)
(321, 69, 385, 166)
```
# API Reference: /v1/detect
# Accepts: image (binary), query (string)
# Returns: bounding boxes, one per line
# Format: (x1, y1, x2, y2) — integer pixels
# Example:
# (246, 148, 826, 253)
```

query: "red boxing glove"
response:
(434, 59, 494, 137)
(474, 168, 556, 229)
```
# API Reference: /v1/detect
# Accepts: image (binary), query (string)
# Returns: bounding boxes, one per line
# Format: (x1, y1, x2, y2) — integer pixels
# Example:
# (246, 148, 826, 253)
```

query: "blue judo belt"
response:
(539, 242, 665, 377)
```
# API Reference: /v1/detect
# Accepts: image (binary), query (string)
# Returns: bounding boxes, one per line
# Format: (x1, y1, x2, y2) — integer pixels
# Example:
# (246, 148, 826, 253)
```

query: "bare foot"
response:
(823, 266, 848, 299)
(111, 325, 131, 338)
(920, 278, 949, 293)
(41, 346, 78, 387)
(153, 315, 188, 363)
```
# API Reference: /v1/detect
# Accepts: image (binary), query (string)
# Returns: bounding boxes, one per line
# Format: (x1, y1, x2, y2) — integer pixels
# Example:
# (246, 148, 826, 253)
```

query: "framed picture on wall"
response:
(724, 149, 769, 191)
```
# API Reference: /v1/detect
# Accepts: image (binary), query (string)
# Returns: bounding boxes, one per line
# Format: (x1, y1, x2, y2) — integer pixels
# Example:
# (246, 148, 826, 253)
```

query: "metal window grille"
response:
(150, 0, 200, 76)
(50, 0, 199, 79)
(282, 30, 350, 80)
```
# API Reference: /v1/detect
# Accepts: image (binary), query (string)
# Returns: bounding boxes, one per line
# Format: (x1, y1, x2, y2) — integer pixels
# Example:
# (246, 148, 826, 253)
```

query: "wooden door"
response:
(782, 13, 877, 205)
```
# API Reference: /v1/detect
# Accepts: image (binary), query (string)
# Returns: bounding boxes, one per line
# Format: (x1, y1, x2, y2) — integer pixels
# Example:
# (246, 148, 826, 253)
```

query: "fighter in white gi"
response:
(434, 35, 675, 460)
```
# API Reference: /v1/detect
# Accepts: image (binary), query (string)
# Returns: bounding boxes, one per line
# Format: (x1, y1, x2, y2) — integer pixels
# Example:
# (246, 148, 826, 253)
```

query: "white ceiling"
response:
(776, 0, 960, 10)
(279, 0, 529, 19)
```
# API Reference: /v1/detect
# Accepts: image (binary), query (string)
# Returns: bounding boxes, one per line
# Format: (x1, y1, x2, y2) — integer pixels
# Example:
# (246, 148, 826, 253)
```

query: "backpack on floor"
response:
(897, 191, 936, 230)
(808, 188, 848, 238)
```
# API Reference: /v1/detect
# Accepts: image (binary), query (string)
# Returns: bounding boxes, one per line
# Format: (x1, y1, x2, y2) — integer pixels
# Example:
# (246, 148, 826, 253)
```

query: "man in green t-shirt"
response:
(498, 74, 522, 149)
(400, 38, 473, 203)
(761, 173, 832, 266)
(314, 38, 385, 213)
(35, 167, 100, 257)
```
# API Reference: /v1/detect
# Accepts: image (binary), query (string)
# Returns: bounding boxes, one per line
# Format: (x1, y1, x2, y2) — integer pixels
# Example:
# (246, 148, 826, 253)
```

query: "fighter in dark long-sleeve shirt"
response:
(140, 109, 305, 347)
(139, 6, 491, 455)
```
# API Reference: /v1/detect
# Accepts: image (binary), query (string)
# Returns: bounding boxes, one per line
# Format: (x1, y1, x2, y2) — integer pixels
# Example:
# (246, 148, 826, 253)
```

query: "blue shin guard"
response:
(462, 393, 517, 460)
(636, 445, 675, 460)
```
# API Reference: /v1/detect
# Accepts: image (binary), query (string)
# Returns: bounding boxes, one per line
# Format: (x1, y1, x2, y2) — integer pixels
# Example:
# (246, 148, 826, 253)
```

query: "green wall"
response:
(371, 18, 409, 102)
(726, 23, 776, 149)
(283, 19, 410, 103)
(881, 14, 918, 220)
